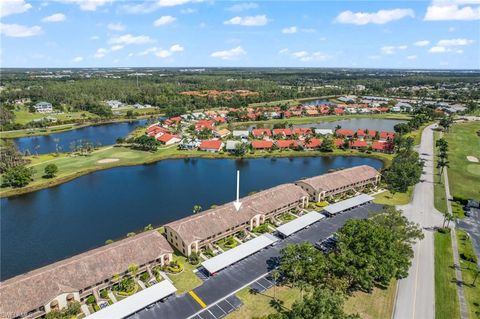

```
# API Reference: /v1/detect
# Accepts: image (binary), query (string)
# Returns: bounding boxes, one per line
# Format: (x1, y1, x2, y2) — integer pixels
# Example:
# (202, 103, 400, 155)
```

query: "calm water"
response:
(302, 99, 337, 106)
(244, 118, 405, 132)
(12, 120, 147, 155)
(0, 156, 382, 280)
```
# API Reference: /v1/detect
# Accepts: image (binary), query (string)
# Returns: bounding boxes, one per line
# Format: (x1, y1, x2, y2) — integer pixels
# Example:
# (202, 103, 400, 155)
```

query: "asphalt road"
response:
(393, 124, 444, 319)
(129, 203, 383, 319)
(458, 207, 480, 267)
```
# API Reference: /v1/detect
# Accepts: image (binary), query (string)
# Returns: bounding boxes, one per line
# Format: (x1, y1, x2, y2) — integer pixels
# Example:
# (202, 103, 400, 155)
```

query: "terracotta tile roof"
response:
(304, 138, 322, 148)
(272, 128, 293, 136)
(296, 165, 380, 193)
(335, 138, 344, 147)
(356, 129, 366, 136)
(252, 140, 273, 149)
(294, 128, 312, 136)
(165, 184, 308, 244)
(380, 131, 395, 140)
(0, 231, 173, 317)
(372, 141, 394, 151)
(334, 108, 345, 114)
(276, 140, 298, 148)
(157, 133, 176, 143)
(367, 130, 377, 138)
(336, 129, 355, 137)
(350, 140, 368, 148)
(199, 140, 223, 150)
(252, 128, 272, 137)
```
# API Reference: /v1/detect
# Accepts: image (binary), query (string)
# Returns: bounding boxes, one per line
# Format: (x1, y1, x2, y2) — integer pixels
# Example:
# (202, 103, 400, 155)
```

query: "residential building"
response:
(252, 128, 272, 139)
(276, 140, 298, 149)
(314, 129, 333, 136)
(33, 102, 53, 113)
(164, 184, 309, 256)
(225, 140, 242, 153)
(157, 133, 181, 145)
(232, 130, 249, 139)
(251, 140, 273, 150)
(199, 140, 224, 152)
(295, 165, 380, 202)
(106, 100, 123, 109)
(0, 231, 173, 319)
(213, 129, 231, 139)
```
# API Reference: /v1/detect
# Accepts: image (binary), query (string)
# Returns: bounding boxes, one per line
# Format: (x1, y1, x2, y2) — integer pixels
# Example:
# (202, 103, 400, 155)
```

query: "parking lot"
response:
(130, 202, 383, 319)
(190, 295, 242, 319)
(457, 207, 480, 266)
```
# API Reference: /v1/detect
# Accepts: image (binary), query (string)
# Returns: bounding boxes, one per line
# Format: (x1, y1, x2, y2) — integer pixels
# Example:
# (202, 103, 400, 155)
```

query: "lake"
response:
(12, 119, 148, 155)
(0, 156, 383, 280)
(244, 118, 405, 132)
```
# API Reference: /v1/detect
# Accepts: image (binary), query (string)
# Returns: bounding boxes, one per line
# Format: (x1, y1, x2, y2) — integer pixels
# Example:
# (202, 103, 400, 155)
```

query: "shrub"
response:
(99, 289, 108, 299)
(452, 196, 469, 205)
(44, 164, 58, 178)
(126, 232, 136, 237)
(188, 252, 200, 265)
(86, 295, 96, 305)
(252, 223, 270, 234)
(438, 227, 451, 234)
(139, 272, 150, 282)
(224, 236, 237, 248)
(315, 201, 329, 207)
(105, 239, 114, 245)
(460, 252, 478, 263)
(2, 165, 35, 188)
(167, 260, 183, 273)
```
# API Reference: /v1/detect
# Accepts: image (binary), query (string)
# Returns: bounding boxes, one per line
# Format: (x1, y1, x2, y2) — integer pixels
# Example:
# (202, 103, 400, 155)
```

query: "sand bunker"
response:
(467, 156, 479, 163)
(97, 158, 120, 164)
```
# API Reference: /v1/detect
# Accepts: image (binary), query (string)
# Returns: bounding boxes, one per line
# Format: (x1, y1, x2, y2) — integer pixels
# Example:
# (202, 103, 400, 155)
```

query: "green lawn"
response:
(444, 122, 480, 201)
(13, 110, 98, 125)
(434, 230, 461, 319)
(456, 230, 480, 319)
(344, 280, 397, 319)
(226, 285, 302, 319)
(167, 252, 202, 295)
(373, 188, 413, 206)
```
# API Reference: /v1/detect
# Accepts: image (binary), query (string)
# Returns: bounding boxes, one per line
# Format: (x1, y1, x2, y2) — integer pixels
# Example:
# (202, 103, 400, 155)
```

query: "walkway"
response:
(393, 124, 444, 319)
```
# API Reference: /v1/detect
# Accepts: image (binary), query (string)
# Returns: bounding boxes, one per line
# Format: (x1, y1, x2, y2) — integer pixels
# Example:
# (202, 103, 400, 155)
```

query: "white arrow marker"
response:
(233, 170, 242, 212)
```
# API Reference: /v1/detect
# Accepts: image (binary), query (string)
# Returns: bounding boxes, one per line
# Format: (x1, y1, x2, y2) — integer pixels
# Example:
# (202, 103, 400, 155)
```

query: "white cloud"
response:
(72, 56, 83, 62)
(138, 44, 184, 58)
(107, 23, 126, 31)
(153, 15, 176, 26)
(448, 26, 456, 32)
(120, 0, 203, 14)
(0, 23, 41, 37)
(280, 49, 329, 62)
(430, 45, 448, 53)
(278, 48, 289, 54)
(210, 46, 246, 60)
(226, 2, 258, 12)
(58, 0, 113, 11)
(157, 0, 196, 7)
(224, 15, 268, 26)
(414, 40, 430, 46)
(335, 8, 415, 25)
(42, 13, 66, 22)
(0, 0, 32, 18)
(437, 38, 475, 46)
(170, 44, 184, 52)
(109, 34, 153, 45)
(94, 48, 108, 58)
(398, 45, 408, 50)
(282, 26, 297, 34)
(90, 35, 100, 40)
(406, 55, 417, 60)
(110, 44, 124, 51)
(381, 46, 396, 55)
(424, 1, 480, 21)
(180, 8, 195, 14)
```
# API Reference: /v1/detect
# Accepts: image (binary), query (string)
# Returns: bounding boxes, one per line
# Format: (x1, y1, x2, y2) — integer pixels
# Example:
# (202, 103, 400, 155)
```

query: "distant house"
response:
(180, 139, 200, 150)
(106, 100, 123, 109)
(303, 138, 322, 149)
(225, 140, 242, 153)
(213, 129, 231, 139)
(33, 101, 53, 113)
(157, 133, 180, 145)
(315, 129, 333, 136)
(356, 129, 366, 140)
(199, 140, 224, 152)
(372, 141, 394, 153)
(252, 128, 272, 139)
(276, 140, 298, 149)
(195, 120, 215, 131)
(232, 130, 250, 139)
(350, 140, 368, 149)
(294, 128, 312, 136)
(336, 129, 355, 138)
(379, 131, 395, 141)
(338, 96, 356, 103)
(272, 128, 293, 137)
(133, 103, 145, 109)
(252, 140, 273, 150)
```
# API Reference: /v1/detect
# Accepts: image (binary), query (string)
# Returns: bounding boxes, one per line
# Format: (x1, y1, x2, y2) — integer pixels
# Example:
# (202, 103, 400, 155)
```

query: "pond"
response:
(0, 156, 383, 280)
(243, 118, 405, 132)
(11, 119, 148, 155)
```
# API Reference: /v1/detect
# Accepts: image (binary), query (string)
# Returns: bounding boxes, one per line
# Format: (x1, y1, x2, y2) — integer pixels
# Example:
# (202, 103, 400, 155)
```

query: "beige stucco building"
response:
(0, 231, 173, 319)
(165, 183, 309, 256)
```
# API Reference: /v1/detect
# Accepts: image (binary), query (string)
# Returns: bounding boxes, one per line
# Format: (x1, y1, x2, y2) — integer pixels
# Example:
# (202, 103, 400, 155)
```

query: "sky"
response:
(0, 0, 479, 69)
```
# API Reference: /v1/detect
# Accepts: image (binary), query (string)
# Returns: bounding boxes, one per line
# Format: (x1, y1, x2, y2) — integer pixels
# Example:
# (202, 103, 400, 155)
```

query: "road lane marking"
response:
(189, 290, 207, 308)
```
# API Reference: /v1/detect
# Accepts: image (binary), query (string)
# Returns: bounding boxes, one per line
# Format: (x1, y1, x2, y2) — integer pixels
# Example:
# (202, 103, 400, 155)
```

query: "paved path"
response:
(393, 124, 444, 319)
(441, 134, 468, 319)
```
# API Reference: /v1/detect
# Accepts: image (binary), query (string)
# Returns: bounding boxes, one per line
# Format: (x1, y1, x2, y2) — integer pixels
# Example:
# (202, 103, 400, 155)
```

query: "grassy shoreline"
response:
(0, 147, 392, 198)
(1, 114, 162, 139)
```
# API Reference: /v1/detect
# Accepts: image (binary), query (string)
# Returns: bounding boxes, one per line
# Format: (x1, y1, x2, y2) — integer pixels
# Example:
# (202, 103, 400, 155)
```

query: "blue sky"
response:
(1, 0, 479, 69)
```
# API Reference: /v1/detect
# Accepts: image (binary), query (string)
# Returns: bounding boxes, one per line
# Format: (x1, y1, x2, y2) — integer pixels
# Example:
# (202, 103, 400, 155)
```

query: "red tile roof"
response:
(252, 140, 274, 149)
(336, 129, 355, 137)
(304, 138, 322, 148)
(335, 138, 344, 147)
(334, 108, 345, 115)
(367, 130, 377, 138)
(273, 128, 293, 136)
(356, 129, 366, 136)
(276, 140, 298, 148)
(157, 133, 176, 143)
(199, 140, 223, 150)
(372, 141, 394, 152)
(380, 131, 395, 140)
(252, 128, 272, 137)
(294, 128, 313, 136)
(350, 140, 368, 148)
(196, 120, 215, 131)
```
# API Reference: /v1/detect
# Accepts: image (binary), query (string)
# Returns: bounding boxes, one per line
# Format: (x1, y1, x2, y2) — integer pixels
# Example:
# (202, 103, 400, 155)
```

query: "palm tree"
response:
(271, 270, 280, 301)
(128, 263, 139, 278)
(443, 213, 454, 228)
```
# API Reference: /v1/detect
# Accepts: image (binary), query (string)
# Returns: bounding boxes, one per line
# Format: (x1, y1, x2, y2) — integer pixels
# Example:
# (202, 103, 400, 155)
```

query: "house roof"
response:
(252, 140, 273, 149)
(165, 184, 308, 244)
(272, 128, 293, 136)
(380, 131, 395, 140)
(0, 231, 173, 317)
(336, 129, 354, 136)
(252, 128, 272, 137)
(295, 165, 380, 193)
(304, 138, 322, 148)
(157, 133, 177, 143)
(199, 140, 223, 150)
(276, 140, 298, 148)
(372, 141, 394, 151)
(350, 140, 368, 148)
